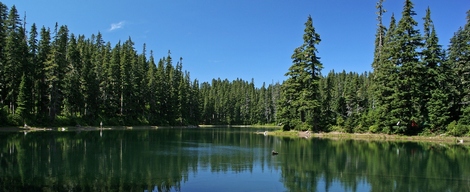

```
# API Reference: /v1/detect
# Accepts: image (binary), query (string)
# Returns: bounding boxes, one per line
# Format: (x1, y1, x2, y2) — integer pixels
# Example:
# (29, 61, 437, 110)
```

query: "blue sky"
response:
(3, 0, 468, 87)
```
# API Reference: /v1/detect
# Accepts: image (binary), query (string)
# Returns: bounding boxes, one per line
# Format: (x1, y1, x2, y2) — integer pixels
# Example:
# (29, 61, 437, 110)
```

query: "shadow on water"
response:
(0, 128, 469, 191)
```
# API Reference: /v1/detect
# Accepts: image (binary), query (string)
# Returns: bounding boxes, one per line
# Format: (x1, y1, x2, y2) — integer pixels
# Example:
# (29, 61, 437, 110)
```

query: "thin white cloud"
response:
(109, 21, 126, 31)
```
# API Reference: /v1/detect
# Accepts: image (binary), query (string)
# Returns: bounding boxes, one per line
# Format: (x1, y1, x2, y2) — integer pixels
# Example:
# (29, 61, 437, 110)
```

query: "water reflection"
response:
(0, 128, 469, 191)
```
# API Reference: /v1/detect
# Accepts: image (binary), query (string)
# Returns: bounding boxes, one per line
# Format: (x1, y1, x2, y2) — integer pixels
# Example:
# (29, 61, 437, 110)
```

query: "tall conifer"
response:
(277, 15, 323, 131)
(391, 0, 422, 134)
(421, 7, 449, 130)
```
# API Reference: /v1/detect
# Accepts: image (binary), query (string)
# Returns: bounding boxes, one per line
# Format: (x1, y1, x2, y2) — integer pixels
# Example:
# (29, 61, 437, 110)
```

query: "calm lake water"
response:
(0, 127, 469, 191)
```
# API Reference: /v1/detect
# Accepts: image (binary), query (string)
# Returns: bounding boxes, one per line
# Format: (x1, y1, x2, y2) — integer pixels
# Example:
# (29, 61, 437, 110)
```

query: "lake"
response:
(0, 127, 469, 191)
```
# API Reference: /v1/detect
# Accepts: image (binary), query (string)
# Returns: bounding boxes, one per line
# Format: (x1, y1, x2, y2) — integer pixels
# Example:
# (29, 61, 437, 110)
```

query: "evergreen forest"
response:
(0, 1, 469, 136)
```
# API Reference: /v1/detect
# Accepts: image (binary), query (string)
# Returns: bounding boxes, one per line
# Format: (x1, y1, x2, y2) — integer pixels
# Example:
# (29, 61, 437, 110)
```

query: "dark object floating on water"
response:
(272, 150, 279, 155)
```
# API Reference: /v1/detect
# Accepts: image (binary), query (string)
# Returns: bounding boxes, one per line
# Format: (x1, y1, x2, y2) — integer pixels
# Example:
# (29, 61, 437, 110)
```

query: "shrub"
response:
(447, 121, 469, 136)
(336, 116, 345, 126)
(353, 123, 367, 133)
(418, 128, 433, 136)
(368, 124, 379, 133)
(329, 125, 344, 132)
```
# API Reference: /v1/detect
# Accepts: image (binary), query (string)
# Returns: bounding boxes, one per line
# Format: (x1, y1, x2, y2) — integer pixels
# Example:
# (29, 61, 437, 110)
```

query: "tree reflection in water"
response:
(0, 128, 469, 191)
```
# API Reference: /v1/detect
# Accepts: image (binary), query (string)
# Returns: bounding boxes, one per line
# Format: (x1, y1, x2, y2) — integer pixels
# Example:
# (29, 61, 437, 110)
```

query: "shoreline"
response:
(199, 125, 280, 128)
(0, 124, 277, 132)
(266, 130, 469, 145)
(0, 125, 200, 132)
(2, 125, 468, 145)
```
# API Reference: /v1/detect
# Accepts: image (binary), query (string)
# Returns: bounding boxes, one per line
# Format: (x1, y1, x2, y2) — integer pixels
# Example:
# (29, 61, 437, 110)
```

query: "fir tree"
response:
(106, 42, 121, 117)
(277, 15, 323, 131)
(421, 7, 449, 131)
(4, 5, 22, 114)
(392, 0, 422, 134)
(374, 13, 398, 133)
(15, 73, 27, 122)
(146, 51, 158, 124)
(448, 11, 470, 125)
(63, 34, 83, 116)
(371, 0, 387, 122)
(35, 26, 51, 121)
(28, 23, 38, 115)
(45, 24, 68, 120)
(0, 2, 7, 107)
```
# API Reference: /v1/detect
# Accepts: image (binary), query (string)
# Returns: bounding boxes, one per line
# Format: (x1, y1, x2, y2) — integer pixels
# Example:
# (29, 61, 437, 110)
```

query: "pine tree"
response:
(374, 13, 398, 133)
(391, 0, 422, 134)
(4, 5, 22, 114)
(146, 51, 158, 124)
(92, 32, 106, 120)
(319, 70, 335, 129)
(371, 0, 387, 121)
(0, 2, 8, 107)
(257, 83, 267, 124)
(136, 44, 148, 119)
(45, 24, 68, 120)
(277, 15, 323, 131)
(119, 38, 134, 118)
(179, 71, 191, 124)
(80, 35, 100, 121)
(28, 23, 38, 115)
(173, 57, 185, 125)
(15, 73, 29, 124)
(189, 79, 201, 124)
(156, 58, 167, 124)
(106, 41, 121, 118)
(421, 7, 449, 131)
(448, 11, 470, 125)
(371, 0, 387, 71)
(163, 52, 176, 125)
(63, 34, 83, 116)
(14, 25, 31, 124)
(35, 26, 51, 122)
(100, 42, 112, 118)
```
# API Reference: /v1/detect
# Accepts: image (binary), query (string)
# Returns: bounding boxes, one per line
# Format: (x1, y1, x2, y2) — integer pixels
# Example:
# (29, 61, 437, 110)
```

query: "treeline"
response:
(0, 3, 205, 126)
(277, 0, 470, 136)
(0, 3, 280, 127)
(200, 79, 280, 125)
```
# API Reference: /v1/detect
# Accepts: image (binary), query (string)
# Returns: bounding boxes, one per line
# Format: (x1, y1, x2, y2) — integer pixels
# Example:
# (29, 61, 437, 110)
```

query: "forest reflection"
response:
(0, 128, 469, 191)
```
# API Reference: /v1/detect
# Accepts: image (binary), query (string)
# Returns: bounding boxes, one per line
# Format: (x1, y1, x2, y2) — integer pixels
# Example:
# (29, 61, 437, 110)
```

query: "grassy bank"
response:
(266, 130, 470, 145)
(199, 125, 281, 129)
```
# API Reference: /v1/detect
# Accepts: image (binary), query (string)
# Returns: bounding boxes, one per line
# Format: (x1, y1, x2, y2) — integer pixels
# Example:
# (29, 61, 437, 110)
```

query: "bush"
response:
(393, 125, 407, 134)
(353, 123, 367, 133)
(294, 122, 310, 131)
(447, 121, 469, 136)
(329, 125, 344, 132)
(459, 106, 470, 125)
(382, 126, 391, 134)
(418, 128, 434, 136)
(336, 116, 345, 126)
(368, 124, 379, 133)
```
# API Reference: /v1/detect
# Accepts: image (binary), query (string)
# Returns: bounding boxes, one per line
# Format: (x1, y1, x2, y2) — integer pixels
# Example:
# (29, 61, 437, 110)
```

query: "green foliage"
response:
(277, 15, 323, 131)
(329, 125, 344, 132)
(447, 121, 470, 136)
(459, 106, 470, 125)
(353, 123, 367, 133)
(0, 105, 7, 126)
(368, 125, 379, 133)
(0, 1, 469, 135)
(54, 115, 71, 127)
(336, 116, 345, 127)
